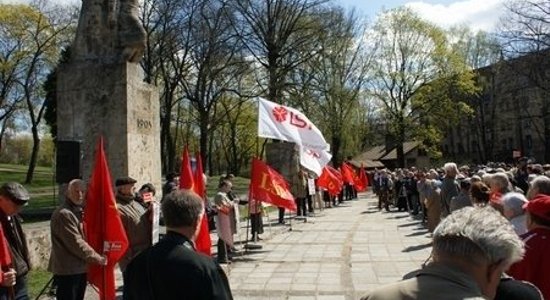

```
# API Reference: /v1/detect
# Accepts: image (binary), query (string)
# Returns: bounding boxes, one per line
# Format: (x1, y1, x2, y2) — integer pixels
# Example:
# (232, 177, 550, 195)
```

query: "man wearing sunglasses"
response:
(0, 182, 31, 300)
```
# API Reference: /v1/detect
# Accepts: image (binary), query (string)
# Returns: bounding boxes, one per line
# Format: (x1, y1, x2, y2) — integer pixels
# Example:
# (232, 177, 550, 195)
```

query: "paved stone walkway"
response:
(227, 191, 432, 300)
(73, 191, 432, 299)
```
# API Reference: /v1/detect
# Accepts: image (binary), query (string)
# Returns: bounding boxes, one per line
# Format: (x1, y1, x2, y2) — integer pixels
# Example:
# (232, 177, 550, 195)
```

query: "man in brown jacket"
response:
(114, 177, 151, 275)
(48, 179, 106, 300)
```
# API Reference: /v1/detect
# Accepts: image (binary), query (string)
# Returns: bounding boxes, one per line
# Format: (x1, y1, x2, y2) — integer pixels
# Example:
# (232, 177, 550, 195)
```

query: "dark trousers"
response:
(278, 207, 285, 223)
(307, 195, 314, 213)
(250, 213, 263, 237)
(295, 197, 307, 217)
(217, 238, 229, 262)
(0, 276, 29, 300)
(54, 273, 87, 300)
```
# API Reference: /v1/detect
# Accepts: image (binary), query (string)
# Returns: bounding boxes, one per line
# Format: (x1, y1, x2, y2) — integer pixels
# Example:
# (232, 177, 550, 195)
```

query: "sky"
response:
(2, 0, 507, 33)
(338, 0, 507, 32)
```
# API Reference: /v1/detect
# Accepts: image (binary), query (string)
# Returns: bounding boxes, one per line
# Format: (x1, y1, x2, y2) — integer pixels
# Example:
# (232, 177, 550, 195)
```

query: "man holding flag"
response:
(0, 182, 31, 299)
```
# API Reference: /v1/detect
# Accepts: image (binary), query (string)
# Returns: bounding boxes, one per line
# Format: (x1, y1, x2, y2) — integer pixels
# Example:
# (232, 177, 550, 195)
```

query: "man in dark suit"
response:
(123, 189, 233, 300)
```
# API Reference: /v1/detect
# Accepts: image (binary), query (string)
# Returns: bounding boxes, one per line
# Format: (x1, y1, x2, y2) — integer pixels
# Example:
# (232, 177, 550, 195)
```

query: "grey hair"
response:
(491, 172, 512, 193)
(433, 206, 524, 267)
(501, 192, 527, 217)
(527, 175, 550, 200)
(444, 163, 458, 175)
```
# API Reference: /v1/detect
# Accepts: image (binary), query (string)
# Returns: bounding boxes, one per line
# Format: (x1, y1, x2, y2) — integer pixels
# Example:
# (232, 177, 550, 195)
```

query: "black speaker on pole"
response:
(56, 140, 82, 183)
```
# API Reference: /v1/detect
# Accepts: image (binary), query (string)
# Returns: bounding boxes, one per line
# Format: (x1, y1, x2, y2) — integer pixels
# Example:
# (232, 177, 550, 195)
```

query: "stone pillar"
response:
(57, 62, 161, 192)
(265, 142, 300, 190)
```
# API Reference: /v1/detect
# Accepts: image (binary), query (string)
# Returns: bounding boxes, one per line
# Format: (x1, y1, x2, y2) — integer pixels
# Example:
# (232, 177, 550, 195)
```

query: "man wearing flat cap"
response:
(114, 176, 152, 281)
(508, 194, 550, 299)
(0, 182, 31, 299)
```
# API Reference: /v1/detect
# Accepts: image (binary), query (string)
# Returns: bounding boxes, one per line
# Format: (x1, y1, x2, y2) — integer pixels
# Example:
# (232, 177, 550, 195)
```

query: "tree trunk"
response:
(25, 126, 41, 184)
(331, 136, 342, 167)
(199, 110, 209, 171)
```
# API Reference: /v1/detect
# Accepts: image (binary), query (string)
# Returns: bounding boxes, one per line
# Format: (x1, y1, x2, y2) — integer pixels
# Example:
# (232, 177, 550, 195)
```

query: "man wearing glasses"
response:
(0, 182, 31, 300)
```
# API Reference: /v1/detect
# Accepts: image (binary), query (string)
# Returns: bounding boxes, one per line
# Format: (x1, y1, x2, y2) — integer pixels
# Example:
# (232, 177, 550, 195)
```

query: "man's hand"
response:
(1, 268, 16, 287)
(98, 255, 108, 266)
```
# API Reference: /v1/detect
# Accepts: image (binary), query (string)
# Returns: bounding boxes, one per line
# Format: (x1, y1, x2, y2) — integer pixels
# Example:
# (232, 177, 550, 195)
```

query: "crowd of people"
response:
(365, 158, 550, 299)
(0, 157, 549, 299)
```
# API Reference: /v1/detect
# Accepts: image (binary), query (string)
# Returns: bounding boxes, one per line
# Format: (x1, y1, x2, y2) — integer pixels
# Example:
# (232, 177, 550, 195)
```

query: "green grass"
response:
(0, 164, 59, 211)
(28, 268, 54, 299)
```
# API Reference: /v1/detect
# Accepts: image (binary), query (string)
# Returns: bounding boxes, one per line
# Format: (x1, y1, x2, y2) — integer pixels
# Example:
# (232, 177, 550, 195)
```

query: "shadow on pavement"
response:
(405, 230, 429, 237)
(402, 242, 432, 252)
(398, 221, 422, 227)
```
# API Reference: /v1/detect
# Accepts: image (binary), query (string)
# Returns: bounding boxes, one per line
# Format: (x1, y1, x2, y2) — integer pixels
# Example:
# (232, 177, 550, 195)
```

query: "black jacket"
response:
(123, 231, 233, 300)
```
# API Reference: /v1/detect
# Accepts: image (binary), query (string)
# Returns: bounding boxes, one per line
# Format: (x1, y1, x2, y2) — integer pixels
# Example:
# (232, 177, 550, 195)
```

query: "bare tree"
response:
(231, 0, 328, 103)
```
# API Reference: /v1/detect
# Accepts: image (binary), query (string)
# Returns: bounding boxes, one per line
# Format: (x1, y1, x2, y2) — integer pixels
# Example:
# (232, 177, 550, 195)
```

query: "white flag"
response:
(258, 97, 331, 175)
(258, 97, 328, 151)
(300, 146, 332, 176)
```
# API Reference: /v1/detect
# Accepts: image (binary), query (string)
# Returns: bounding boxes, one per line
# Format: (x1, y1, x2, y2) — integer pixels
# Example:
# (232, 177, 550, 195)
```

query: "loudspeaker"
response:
(56, 140, 82, 183)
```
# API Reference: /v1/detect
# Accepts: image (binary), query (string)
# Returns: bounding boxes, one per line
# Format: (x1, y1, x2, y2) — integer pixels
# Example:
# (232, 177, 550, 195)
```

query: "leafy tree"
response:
(0, 2, 75, 183)
(368, 7, 477, 167)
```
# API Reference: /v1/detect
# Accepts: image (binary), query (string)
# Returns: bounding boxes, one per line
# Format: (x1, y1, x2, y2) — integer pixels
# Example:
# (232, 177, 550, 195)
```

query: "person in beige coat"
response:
(48, 179, 106, 300)
(424, 179, 442, 233)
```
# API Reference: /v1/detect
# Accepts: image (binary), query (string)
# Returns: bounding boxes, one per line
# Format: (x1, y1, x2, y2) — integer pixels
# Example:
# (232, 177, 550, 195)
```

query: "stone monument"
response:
(56, 0, 161, 191)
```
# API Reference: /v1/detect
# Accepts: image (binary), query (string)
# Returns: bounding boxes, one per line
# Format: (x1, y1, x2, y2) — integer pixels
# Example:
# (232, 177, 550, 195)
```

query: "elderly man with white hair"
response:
(439, 162, 460, 218)
(526, 176, 550, 200)
(361, 207, 524, 300)
(501, 192, 528, 235)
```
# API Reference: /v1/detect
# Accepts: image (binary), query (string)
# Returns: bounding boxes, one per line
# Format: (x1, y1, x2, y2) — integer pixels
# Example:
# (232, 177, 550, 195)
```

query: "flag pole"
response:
(100, 137, 107, 300)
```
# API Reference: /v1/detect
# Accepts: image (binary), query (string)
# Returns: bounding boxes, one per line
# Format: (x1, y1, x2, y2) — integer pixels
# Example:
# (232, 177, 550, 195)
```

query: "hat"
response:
(0, 182, 30, 204)
(115, 176, 137, 187)
(524, 194, 550, 222)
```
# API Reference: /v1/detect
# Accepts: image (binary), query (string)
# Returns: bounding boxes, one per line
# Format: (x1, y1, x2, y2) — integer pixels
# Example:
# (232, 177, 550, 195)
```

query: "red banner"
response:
(179, 146, 194, 190)
(84, 137, 129, 300)
(357, 164, 369, 192)
(193, 152, 212, 256)
(0, 224, 12, 283)
(340, 163, 355, 184)
(317, 166, 343, 196)
(250, 158, 296, 211)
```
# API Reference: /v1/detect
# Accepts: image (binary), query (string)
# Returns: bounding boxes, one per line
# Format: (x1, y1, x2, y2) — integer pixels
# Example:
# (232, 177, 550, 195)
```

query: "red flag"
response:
(179, 146, 194, 190)
(317, 166, 343, 196)
(193, 152, 212, 256)
(340, 163, 355, 184)
(0, 224, 12, 283)
(249, 158, 296, 211)
(357, 164, 369, 192)
(84, 137, 129, 300)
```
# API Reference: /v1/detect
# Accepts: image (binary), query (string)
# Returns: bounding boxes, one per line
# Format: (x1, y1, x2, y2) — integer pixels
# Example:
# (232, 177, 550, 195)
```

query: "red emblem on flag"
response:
(272, 106, 288, 122)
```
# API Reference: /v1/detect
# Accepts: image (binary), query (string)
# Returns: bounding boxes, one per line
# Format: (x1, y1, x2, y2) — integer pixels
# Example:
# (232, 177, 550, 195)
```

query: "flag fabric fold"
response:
(249, 158, 296, 211)
(0, 225, 11, 284)
(193, 151, 212, 256)
(84, 137, 129, 300)
(317, 166, 344, 196)
(340, 163, 355, 185)
(179, 146, 194, 190)
(357, 164, 369, 192)
(258, 97, 331, 175)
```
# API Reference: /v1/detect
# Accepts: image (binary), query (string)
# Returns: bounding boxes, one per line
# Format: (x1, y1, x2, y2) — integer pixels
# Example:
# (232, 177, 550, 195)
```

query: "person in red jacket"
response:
(507, 193, 550, 299)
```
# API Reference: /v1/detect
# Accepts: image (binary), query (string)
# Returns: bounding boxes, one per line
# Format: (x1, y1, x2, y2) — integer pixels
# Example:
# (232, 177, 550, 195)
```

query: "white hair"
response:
(501, 192, 527, 217)
(433, 207, 524, 268)
(491, 172, 512, 193)
(444, 163, 458, 175)
(527, 175, 550, 200)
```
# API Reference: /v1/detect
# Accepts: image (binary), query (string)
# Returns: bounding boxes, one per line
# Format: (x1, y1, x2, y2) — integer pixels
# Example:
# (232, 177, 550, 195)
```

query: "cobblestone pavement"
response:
(227, 191, 433, 300)
(75, 191, 432, 299)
